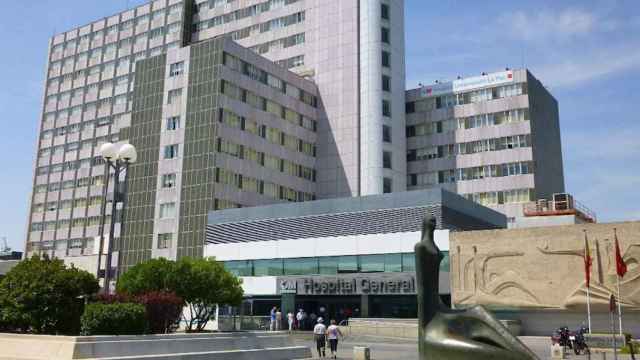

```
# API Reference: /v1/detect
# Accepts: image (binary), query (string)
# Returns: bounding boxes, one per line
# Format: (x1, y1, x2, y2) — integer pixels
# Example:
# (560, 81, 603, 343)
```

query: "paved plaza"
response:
(293, 333, 631, 359)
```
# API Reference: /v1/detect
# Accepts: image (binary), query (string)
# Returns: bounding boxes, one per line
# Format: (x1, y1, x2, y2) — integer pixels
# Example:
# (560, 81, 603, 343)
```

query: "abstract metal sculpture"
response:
(416, 216, 539, 359)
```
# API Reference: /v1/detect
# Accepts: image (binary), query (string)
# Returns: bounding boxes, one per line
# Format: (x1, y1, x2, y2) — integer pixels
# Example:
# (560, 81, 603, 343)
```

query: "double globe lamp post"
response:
(96, 142, 137, 294)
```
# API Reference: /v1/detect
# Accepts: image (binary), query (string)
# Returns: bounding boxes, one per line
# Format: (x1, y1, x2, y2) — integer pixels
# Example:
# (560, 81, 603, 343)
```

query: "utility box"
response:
(353, 346, 370, 360)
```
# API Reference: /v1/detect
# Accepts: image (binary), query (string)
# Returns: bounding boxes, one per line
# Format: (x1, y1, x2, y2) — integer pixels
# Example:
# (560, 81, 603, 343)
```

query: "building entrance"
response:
(294, 296, 361, 329)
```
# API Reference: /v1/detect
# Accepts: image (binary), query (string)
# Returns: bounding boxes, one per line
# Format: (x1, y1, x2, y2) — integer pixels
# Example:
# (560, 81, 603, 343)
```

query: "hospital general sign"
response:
(278, 274, 416, 296)
(419, 70, 513, 97)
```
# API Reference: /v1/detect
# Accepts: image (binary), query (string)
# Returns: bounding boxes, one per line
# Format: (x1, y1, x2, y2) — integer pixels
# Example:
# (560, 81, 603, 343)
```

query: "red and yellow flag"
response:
(614, 229, 627, 278)
(584, 232, 592, 288)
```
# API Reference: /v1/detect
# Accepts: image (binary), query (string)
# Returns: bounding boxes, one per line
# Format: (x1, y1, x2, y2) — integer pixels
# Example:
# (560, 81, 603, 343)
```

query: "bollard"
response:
(550, 344, 565, 359)
(353, 346, 371, 360)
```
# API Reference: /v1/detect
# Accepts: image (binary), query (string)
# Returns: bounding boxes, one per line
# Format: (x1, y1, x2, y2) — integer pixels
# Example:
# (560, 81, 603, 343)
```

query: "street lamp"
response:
(96, 142, 137, 293)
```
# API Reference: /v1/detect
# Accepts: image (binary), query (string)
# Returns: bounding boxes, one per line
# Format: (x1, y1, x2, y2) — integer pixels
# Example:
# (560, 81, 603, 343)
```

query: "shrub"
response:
(136, 291, 183, 334)
(117, 257, 243, 332)
(81, 303, 147, 335)
(0, 255, 99, 334)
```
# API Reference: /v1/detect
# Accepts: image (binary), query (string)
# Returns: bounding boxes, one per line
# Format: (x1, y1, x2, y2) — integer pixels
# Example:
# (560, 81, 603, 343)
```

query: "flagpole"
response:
(584, 230, 592, 334)
(614, 228, 624, 336)
(586, 284, 592, 334)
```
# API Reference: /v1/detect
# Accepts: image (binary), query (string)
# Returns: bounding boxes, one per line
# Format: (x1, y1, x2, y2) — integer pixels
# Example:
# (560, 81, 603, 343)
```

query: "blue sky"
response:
(1, 0, 638, 251)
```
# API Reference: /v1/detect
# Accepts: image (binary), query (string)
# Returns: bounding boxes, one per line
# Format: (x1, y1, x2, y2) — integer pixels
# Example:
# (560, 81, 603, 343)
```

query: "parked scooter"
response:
(570, 325, 590, 355)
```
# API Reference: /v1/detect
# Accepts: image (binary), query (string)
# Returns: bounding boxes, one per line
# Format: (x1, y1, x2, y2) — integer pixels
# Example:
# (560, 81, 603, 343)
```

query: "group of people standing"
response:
(268, 307, 344, 359)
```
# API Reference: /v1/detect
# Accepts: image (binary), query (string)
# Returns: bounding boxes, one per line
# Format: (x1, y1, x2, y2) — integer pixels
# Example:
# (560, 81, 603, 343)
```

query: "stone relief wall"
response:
(450, 221, 640, 311)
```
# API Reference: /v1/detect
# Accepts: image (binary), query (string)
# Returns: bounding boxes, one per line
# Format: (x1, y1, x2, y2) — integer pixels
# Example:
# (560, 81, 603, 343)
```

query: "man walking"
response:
(269, 306, 277, 331)
(313, 318, 327, 358)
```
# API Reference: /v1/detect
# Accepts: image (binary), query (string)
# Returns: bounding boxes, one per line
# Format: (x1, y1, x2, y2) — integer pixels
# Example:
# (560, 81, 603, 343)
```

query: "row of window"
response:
(26, 237, 94, 254)
(36, 155, 111, 175)
(406, 83, 527, 112)
(31, 215, 110, 231)
(34, 173, 112, 195)
(248, 32, 305, 55)
(407, 134, 531, 161)
(215, 168, 314, 202)
(408, 161, 534, 186)
(463, 188, 535, 206)
(50, 22, 181, 77)
(218, 108, 316, 157)
(223, 53, 317, 109)
(223, 252, 450, 277)
(406, 108, 530, 137)
(217, 138, 316, 181)
(276, 55, 304, 69)
(196, 9, 304, 39)
(194, 0, 296, 15)
(33, 194, 108, 213)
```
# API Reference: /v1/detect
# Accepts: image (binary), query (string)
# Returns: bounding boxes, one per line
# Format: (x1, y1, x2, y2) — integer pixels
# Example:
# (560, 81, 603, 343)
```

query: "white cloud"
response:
(531, 43, 640, 88)
(501, 8, 596, 41)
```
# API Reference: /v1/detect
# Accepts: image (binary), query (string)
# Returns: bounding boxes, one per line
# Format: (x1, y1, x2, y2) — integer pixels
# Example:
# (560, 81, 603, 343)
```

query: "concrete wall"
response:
(450, 221, 640, 333)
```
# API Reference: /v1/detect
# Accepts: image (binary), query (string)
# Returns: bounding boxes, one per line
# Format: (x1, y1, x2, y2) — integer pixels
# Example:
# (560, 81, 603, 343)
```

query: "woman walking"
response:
(326, 319, 343, 359)
(313, 318, 327, 358)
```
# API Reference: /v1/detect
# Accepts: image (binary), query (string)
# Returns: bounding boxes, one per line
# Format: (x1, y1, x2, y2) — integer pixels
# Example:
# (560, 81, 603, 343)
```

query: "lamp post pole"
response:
(97, 143, 137, 294)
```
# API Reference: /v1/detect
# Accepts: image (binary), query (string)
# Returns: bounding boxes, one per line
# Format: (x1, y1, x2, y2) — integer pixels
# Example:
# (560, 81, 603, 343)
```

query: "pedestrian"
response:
(296, 309, 304, 330)
(287, 311, 294, 333)
(326, 319, 343, 359)
(269, 306, 277, 331)
(313, 317, 327, 358)
(310, 312, 317, 328)
(275, 308, 283, 331)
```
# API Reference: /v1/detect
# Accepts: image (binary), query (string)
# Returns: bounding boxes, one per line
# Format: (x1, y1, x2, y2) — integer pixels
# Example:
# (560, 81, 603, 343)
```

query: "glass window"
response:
(383, 177, 393, 193)
(225, 260, 253, 276)
(382, 99, 391, 117)
(164, 144, 179, 159)
(384, 253, 402, 272)
(360, 254, 385, 272)
(158, 233, 172, 249)
(337, 256, 358, 273)
(169, 61, 184, 77)
(284, 258, 318, 275)
(440, 251, 450, 272)
(166, 116, 180, 130)
(402, 253, 415, 272)
(159, 202, 176, 218)
(381, 3, 390, 20)
(318, 256, 338, 275)
(381, 27, 390, 44)
(382, 125, 392, 143)
(161, 173, 176, 188)
(383, 151, 392, 169)
(382, 75, 391, 92)
(253, 259, 283, 276)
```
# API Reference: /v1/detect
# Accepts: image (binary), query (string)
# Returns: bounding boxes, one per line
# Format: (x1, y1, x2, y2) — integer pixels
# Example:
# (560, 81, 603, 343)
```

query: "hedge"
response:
(80, 303, 147, 335)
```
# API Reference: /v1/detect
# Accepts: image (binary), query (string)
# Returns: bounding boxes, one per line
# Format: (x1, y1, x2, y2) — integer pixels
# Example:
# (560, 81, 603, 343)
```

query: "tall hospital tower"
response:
(25, 0, 566, 278)
(26, 0, 406, 273)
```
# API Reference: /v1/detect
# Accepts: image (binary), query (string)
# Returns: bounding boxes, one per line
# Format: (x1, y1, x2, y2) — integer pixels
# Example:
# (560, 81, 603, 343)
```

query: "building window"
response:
(167, 89, 182, 104)
(381, 27, 390, 44)
(161, 173, 176, 188)
(383, 177, 392, 193)
(159, 202, 176, 219)
(382, 50, 391, 68)
(158, 233, 172, 249)
(382, 125, 392, 143)
(383, 151, 392, 169)
(382, 75, 391, 92)
(382, 99, 391, 117)
(169, 61, 184, 77)
(166, 116, 180, 130)
(164, 144, 179, 159)
(381, 3, 390, 20)
(405, 101, 415, 114)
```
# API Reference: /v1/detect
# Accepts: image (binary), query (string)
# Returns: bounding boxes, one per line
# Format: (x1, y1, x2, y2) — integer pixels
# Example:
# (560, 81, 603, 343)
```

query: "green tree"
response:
(0, 255, 99, 334)
(117, 257, 243, 332)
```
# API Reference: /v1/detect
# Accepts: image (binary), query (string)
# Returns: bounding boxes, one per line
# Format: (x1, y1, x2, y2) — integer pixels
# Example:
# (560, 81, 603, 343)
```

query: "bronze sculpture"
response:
(416, 216, 539, 359)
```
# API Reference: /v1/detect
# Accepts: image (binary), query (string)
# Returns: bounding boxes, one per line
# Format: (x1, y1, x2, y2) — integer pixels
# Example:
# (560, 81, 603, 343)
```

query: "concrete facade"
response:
(405, 69, 565, 222)
(450, 221, 640, 335)
(25, 0, 407, 272)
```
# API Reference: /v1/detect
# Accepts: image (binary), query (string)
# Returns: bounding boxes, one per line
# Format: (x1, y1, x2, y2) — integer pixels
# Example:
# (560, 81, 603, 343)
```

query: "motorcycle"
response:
(551, 326, 573, 352)
(570, 326, 590, 355)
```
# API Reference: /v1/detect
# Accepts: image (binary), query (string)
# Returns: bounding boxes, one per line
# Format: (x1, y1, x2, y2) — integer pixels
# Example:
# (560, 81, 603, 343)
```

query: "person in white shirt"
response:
(313, 318, 327, 358)
(296, 309, 304, 330)
(287, 311, 294, 332)
(326, 319, 343, 359)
